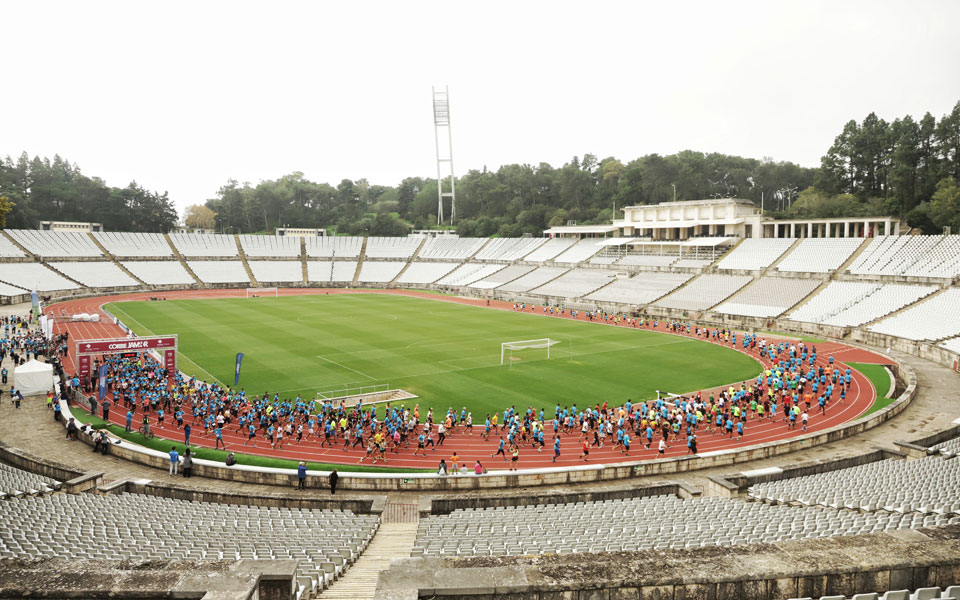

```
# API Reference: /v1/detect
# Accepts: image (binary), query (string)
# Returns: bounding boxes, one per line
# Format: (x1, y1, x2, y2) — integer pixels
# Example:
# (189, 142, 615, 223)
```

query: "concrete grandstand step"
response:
(762, 237, 804, 274)
(352, 238, 368, 285)
(388, 238, 427, 286)
(235, 235, 259, 286)
(87, 233, 147, 286)
(776, 277, 833, 318)
(317, 522, 418, 600)
(705, 275, 757, 311)
(300, 238, 309, 283)
(164, 233, 204, 285)
(836, 237, 873, 273)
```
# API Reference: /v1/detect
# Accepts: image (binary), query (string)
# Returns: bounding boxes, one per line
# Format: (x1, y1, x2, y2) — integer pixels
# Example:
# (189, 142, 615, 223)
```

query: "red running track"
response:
(49, 288, 888, 470)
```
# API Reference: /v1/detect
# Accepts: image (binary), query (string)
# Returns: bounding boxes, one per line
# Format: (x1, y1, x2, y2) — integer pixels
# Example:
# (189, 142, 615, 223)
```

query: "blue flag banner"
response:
(234, 352, 244, 386)
(97, 364, 109, 401)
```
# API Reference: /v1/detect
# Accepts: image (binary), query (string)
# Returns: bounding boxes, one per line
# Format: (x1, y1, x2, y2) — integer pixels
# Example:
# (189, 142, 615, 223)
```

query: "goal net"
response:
(501, 338, 560, 366)
(246, 287, 278, 298)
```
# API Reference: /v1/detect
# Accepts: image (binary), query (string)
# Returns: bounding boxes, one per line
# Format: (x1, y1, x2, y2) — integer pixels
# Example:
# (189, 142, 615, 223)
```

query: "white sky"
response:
(3, 0, 959, 219)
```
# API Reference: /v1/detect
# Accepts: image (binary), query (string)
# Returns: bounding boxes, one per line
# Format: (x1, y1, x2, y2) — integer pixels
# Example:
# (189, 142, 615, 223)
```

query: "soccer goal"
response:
(501, 338, 560, 366)
(246, 287, 278, 298)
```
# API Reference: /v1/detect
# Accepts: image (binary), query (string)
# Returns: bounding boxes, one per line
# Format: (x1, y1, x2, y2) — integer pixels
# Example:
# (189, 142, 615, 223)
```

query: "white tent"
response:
(13, 360, 55, 396)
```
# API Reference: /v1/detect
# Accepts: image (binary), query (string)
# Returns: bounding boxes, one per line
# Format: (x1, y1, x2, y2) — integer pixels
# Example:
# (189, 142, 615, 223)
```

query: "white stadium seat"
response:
(586, 272, 692, 305)
(239, 235, 301, 258)
(122, 261, 195, 285)
(867, 288, 960, 341)
(716, 238, 795, 271)
(6, 230, 103, 258)
(654, 274, 752, 311)
(170, 234, 239, 258)
(248, 260, 304, 283)
(474, 238, 546, 261)
(187, 260, 251, 284)
(395, 262, 459, 284)
(0, 263, 80, 291)
(93, 232, 172, 257)
(304, 237, 363, 258)
(714, 277, 821, 318)
(775, 238, 864, 273)
(48, 262, 139, 287)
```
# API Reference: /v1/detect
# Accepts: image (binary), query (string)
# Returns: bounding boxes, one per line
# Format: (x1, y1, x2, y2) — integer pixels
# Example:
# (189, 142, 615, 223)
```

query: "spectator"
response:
(65, 418, 78, 441)
(297, 461, 307, 490)
(182, 449, 193, 478)
(169, 447, 179, 476)
(329, 468, 338, 495)
(225, 452, 236, 466)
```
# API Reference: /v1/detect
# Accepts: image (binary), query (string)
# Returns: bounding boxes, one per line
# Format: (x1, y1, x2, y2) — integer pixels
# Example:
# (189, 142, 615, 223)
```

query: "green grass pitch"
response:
(105, 294, 762, 417)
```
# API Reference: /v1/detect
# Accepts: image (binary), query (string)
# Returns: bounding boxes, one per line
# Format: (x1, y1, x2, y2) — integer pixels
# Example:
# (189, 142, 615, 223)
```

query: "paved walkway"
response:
(318, 522, 418, 600)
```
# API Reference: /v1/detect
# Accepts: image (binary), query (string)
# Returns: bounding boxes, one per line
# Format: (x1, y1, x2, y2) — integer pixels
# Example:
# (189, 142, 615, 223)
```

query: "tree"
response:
(0, 196, 14, 227)
(184, 204, 217, 229)
(929, 177, 960, 232)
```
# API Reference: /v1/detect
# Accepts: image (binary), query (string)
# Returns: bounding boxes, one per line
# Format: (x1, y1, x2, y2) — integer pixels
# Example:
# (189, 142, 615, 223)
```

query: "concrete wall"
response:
(373, 525, 960, 600)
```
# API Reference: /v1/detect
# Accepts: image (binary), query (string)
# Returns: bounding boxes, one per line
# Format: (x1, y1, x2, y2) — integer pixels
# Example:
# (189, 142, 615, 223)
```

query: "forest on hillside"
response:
(1, 101, 958, 236)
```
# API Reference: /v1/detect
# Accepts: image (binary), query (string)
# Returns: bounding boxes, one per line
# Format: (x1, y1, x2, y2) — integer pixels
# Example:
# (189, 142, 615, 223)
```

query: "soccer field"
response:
(105, 294, 761, 417)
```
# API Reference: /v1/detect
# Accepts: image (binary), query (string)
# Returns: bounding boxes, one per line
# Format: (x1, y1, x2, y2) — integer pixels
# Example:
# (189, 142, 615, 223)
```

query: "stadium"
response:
(1, 202, 960, 599)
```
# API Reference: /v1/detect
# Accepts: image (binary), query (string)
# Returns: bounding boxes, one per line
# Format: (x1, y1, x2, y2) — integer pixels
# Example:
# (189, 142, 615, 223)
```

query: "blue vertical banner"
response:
(234, 353, 244, 387)
(97, 364, 109, 401)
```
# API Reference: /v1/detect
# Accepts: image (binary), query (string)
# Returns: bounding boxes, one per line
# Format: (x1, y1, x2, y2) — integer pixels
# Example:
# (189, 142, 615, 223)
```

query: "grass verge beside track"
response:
(850, 362, 895, 417)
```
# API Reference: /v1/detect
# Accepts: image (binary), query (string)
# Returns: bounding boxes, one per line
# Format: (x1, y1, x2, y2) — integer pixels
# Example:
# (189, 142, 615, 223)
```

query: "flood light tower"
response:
(432, 86, 456, 225)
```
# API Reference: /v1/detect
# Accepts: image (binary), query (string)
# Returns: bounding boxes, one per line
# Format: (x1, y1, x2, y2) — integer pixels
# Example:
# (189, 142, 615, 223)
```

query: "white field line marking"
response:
(315, 354, 377, 381)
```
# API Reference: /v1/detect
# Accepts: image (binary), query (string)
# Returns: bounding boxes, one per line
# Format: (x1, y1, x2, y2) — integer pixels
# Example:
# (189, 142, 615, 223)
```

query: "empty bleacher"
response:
(522, 238, 576, 262)
(5, 230, 103, 258)
(186, 261, 251, 284)
(248, 260, 304, 283)
(867, 288, 960, 341)
(357, 261, 406, 283)
(307, 261, 357, 283)
(654, 274, 753, 311)
(788, 282, 936, 327)
(474, 237, 546, 262)
(0, 282, 28, 298)
(239, 235, 301, 258)
(0, 462, 59, 497)
(930, 435, 960, 457)
(715, 238, 795, 271)
(121, 261, 195, 286)
(617, 254, 678, 267)
(411, 495, 958, 557)
(497, 267, 569, 293)
(435, 263, 506, 287)
(847, 235, 960, 278)
(795, 586, 960, 600)
(0, 263, 79, 291)
(551, 239, 603, 264)
(775, 238, 864, 273)
(304, 237, 363, 259)
(416, 237, 486, 260)
(0, 492, 378, 596)
(467, 265, 537, 289)
(673, 257, 713, 268)
(395, 262, 458, 285)
(0, 235, 25, 258)
(531, 268, 615, 298)
(363, 237, 421, 259)
(714, 277, 821, 318)
(169, 234, 239, 258)
(939, 337, 960, 357)
(585, 272, 692, 305)
(48, 262, 139, 288)
(93, 232, 172, 257)
(748, 455, 960, 516)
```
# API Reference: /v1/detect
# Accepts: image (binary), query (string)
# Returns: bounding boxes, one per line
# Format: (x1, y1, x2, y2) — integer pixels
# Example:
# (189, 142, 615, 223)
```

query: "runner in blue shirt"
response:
(552, 436, 561, 462)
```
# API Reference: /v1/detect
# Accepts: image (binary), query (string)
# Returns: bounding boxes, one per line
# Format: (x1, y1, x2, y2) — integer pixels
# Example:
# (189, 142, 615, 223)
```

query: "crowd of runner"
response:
(68, 313, 853, 472)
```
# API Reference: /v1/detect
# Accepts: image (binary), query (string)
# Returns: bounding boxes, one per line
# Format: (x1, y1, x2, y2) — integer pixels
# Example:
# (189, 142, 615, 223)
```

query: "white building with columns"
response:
(599, 198, 900, 240)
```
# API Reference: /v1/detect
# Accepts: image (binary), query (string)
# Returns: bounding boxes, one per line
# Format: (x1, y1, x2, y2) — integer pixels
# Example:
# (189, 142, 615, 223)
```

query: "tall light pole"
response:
(432, 86, 456, 226)
(672, 184, 676, 202)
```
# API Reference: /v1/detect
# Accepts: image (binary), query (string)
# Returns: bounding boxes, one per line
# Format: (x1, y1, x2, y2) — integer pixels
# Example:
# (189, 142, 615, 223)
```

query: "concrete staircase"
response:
(316, 522, 418, 600)
(351, 238, 368, 285)
(235, 235, 258, 286)
(388, 238, 426, 287)
(86, 233, 147, 285)
(164, 234, 204, 285)
(300, 237, 309, 284)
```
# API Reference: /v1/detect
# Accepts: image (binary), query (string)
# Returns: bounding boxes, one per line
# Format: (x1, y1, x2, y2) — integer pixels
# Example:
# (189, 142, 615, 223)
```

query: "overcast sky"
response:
(3, 0, 959, 219)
